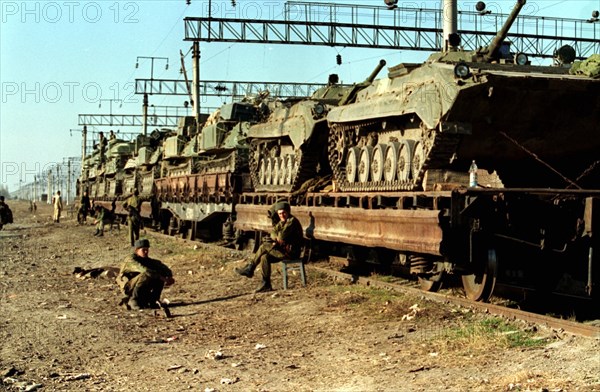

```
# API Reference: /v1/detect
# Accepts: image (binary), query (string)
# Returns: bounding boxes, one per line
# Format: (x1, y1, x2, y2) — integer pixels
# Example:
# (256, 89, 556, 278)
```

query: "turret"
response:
(428, 0, 527, 64)
(339, 60, 387, 105)
(480, 0, 526, 62)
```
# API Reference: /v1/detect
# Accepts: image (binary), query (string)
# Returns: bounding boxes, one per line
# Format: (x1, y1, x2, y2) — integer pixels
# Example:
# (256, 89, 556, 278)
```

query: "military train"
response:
(80, 0, 600, 303)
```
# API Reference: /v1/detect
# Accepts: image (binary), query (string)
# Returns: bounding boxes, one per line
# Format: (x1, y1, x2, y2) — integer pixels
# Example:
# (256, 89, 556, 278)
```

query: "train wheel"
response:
(358, 146, 374, 183)
(371, 143, 387, 182)
(419, 272, 444, 292)
(384, 142, 399, 182)
(346, 147, 360, 183)
(461, 249, 498, 302)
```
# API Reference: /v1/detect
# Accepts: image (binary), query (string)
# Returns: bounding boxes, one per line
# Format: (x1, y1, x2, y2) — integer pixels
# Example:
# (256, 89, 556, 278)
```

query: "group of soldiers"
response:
(75, 183, 303, 310)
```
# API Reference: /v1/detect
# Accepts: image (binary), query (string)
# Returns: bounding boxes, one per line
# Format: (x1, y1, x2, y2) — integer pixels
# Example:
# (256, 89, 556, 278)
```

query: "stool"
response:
(281, 258, 307, 290)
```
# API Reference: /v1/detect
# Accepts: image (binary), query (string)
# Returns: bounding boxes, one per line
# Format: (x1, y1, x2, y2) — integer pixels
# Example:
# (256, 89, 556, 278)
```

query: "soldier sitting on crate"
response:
(235, 200, 303, 293)
(117, 239, 174, 310)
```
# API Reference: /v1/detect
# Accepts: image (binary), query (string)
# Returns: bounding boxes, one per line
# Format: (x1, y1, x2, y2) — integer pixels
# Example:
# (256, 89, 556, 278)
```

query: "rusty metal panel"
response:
(235, 204, 443, 256)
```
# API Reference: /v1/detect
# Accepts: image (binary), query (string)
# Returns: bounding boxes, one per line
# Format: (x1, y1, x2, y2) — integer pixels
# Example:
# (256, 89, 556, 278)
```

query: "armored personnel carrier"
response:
(326, 0, 600, 192)
(156, 102, 260, 203)
(153, 102, 263, 239)
(80, 138, 134, 200)
(247, 68, 385, 193)
(103, 138, 135, 198)
(122, 128, 173, 198)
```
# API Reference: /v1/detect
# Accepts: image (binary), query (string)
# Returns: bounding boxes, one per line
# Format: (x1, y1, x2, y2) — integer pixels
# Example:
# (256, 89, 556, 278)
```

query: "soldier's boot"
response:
(235, 263, 255, 278)
(254, 279, 273, 293)
(93, 229, 100, 236)
(127, 298, 141, 310)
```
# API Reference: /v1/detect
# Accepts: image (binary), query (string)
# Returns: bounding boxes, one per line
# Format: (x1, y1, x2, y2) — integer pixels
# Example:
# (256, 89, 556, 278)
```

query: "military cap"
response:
(273, 200, 291, 212)
(134, 239, 150, 249)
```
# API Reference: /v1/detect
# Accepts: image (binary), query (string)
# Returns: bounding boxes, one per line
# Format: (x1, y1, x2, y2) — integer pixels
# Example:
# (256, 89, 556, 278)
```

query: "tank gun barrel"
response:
(366, 60, 387, 84)
(483, 0, 526, 62)
(338, 60, 387, 106)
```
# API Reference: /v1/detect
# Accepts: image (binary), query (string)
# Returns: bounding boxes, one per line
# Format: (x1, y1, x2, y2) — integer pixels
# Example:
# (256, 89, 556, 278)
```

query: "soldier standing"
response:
(116, 239, 174, 310)
(98, 131, 107, 165)
(123, 190, 142, 247)
(53, 191, 63, 223)
(93, 205, 107, 236)
(236, 200, 304, 292)
(79, 191, 91, 224)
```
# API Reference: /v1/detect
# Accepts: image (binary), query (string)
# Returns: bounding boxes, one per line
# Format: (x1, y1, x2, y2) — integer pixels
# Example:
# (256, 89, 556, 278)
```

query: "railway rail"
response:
(310, 265, 600, 339)
(143, 229, 600, 339)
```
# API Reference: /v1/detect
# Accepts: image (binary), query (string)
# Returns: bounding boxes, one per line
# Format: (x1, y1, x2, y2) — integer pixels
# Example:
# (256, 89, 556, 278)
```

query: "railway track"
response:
(309, 265, 600, 339)
(147, 230, 600, 338)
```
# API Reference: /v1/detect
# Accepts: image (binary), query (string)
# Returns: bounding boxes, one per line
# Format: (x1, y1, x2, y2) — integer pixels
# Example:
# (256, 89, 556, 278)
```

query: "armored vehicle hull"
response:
(247, 69, 384, 193)
(327, 62, 600, 191)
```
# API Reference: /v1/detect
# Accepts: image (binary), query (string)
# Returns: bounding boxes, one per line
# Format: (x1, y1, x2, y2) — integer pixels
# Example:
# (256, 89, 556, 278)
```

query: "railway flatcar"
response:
(78, 0, 600, 303)
(234, 0, 600, 301)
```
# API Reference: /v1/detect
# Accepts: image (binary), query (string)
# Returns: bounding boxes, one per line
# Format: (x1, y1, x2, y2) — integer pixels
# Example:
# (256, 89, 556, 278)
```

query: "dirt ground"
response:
(1, 200, 599, 392)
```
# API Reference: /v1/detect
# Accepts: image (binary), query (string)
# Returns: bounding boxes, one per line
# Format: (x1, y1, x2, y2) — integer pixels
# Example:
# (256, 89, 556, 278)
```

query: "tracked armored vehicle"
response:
(154, 102, 263, 239)
(235, 0, 600, 302)
(103, 138, 135, 198)
(156, 103, 258, 204)
(122, 128, 173, 198)
(327, 0, 600, 192)
(247, 68, 385, 193)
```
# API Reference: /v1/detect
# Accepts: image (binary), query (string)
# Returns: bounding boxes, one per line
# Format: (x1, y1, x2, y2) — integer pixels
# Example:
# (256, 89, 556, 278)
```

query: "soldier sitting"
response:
(116, 239, 174, 310)
(235, 200, 303, 292)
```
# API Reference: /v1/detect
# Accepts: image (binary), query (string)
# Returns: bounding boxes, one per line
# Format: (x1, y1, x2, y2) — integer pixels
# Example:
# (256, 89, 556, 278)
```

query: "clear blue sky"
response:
(1, 0, 598, 192)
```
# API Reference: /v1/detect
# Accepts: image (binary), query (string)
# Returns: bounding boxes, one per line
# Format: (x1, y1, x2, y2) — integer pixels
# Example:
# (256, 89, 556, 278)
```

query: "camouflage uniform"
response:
(93, 206, 107, 236)
(116, 247, 173, 309)
(236, 201, 303, 291)
(123, 193, 142, 247)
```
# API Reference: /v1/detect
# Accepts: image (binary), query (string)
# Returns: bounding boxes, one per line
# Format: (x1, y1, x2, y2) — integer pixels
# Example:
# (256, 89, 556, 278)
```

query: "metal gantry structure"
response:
(184, 1, 600, 59)
(80, 78, 349, 127)
(78, 112, 190, 128)
(134, 78, 347, 99)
